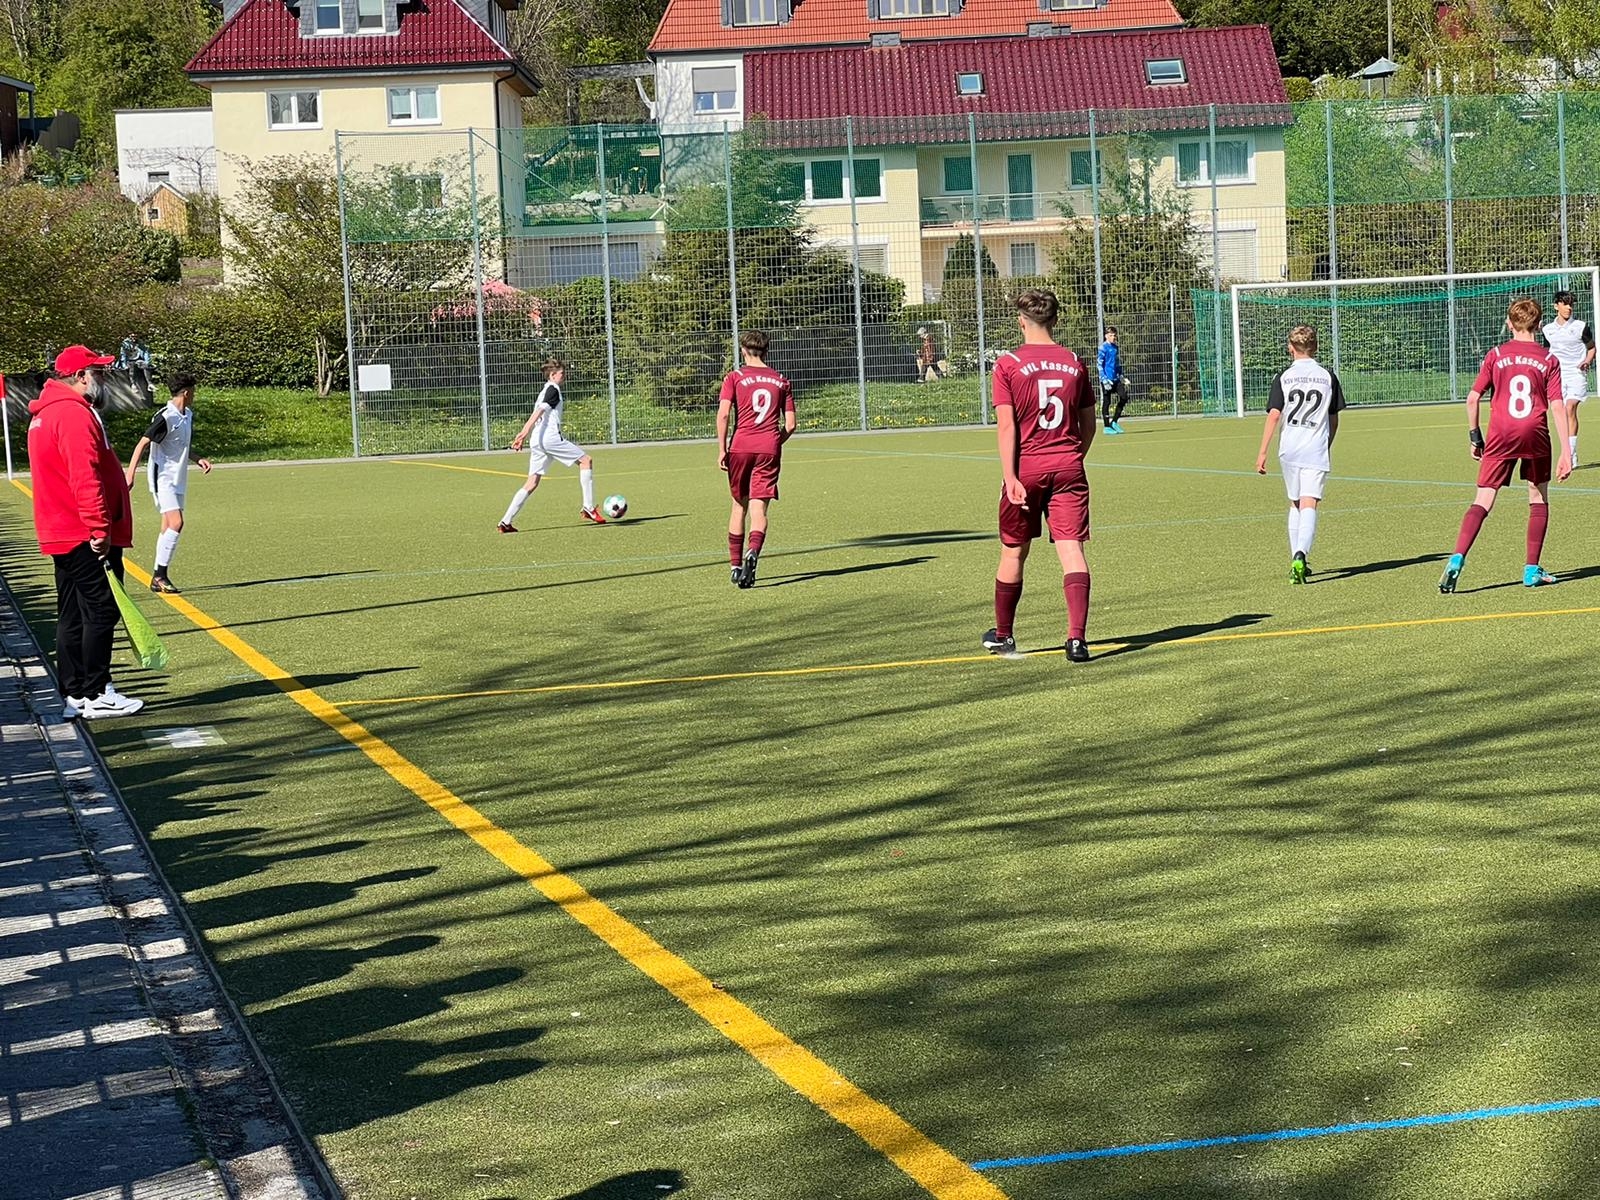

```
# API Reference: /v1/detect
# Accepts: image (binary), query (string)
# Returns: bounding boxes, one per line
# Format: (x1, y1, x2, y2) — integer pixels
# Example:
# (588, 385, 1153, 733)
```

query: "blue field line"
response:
(971, 1095, 1600, 1171)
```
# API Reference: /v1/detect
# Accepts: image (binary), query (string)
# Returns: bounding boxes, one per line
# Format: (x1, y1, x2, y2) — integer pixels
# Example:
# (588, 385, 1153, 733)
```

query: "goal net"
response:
(1221, 268, 1600, 416)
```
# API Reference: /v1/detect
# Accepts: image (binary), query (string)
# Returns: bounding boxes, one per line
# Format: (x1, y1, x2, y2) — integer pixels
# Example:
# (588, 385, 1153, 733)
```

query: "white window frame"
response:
(1175, 136, 1254, 187)
(1009, 242, 1038, 277)
(879, 0, 956, 15)
(356, 0, 385, 32)
(691, 65, 738, 114)
(1145, 58, 1188, 86)
(1199, 222, 1260, 282)
(799, 157, 884, 205)
(314, 0, 341, 32)
(146, 169, 171, 185)
(729, 0, 780, 26)
(267, 90, 321, 131)
(1047, 0, 1099, 8)
(823, 237, 891, 275)
(393, 172, 445, 213)
(956, 72, 984, 97)
(387, 86, 441, 126)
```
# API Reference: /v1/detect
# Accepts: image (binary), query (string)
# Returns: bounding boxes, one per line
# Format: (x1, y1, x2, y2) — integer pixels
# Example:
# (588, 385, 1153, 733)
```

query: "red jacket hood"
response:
(30, 376, 91, 416)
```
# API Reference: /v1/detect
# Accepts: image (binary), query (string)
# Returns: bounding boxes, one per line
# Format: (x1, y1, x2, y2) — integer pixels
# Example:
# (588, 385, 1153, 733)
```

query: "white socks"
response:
(155, 528, 180, 569)
(501, 488, 531, 525)
(1287, 505, 1301, 555)
(580, 467, 595, 510)
(1296, 507, 1318, 557)
(1571, 435, 1579, 462)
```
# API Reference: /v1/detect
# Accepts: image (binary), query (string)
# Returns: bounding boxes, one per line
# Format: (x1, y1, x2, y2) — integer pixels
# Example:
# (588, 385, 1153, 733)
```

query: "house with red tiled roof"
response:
(187, 0, 534, 238)
(647, 0, 1290, 301)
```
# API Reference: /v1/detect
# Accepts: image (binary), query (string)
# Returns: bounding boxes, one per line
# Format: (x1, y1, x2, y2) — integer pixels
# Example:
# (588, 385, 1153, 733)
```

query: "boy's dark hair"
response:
(169, 372, 197, 397)
(1554, 289, 1576, 305)
(740, 329, 770, 355)
(1016, 288, 1059, 330)
(1104, 325, 1117, 338)
(542, 358, 565, 378)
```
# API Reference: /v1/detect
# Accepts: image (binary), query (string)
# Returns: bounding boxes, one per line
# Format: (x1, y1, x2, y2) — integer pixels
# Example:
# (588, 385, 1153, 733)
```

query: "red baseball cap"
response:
(54, 345, 115, 375)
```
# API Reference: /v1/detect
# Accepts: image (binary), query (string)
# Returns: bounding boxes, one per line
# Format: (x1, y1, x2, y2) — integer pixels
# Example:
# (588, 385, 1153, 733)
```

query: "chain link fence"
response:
(335, 94, 1600, 455)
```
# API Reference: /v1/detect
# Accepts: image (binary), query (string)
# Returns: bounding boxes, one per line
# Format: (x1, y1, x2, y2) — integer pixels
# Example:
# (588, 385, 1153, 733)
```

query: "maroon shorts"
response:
(727, 451, 781, 501)
(1477, 452, 1551, 488)
(998, 464, 1090, 546)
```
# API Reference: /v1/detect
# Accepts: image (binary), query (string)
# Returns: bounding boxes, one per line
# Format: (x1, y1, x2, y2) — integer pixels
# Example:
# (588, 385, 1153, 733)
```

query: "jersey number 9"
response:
(751, 389, 774, 424)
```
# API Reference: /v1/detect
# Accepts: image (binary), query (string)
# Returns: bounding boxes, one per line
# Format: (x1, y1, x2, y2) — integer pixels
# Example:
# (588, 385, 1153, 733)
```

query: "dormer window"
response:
(1044, 0, 1098, 9)
(1145, 58, 1187, 85)
(956, 71, 984, 96)
(874, 0, 959, 15)
(726, 0, 782, 26)
(357, 0, 384, 31)
(314, 0, 340, 32)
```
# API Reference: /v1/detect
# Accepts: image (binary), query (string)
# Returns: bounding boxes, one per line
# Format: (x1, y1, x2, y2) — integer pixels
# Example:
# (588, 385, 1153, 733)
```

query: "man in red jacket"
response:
(27, 345, 145, 719)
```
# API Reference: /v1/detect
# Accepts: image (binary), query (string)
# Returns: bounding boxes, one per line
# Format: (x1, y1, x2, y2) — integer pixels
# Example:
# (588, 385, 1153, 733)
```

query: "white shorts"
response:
(1562, 370, 1588, 403)
(528, 436, 587, 476)
(1283, 465, 1327, 502)
(151, 482, 185, 514)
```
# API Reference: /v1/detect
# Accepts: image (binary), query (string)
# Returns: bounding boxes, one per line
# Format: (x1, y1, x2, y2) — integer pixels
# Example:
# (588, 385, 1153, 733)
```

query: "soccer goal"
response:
(1227, 267, 1600, 417)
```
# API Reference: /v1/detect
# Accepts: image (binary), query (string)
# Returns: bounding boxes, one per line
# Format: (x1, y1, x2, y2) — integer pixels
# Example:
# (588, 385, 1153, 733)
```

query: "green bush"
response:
(149, 290, 322, 389)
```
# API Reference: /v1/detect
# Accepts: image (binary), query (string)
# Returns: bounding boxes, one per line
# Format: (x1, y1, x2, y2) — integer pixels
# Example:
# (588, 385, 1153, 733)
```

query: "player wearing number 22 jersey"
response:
(718, 329, 796, 588)
(1440, 297, 1573, 594)
(1255, 325, 1345, 584)
(983, 288, 1098, 662)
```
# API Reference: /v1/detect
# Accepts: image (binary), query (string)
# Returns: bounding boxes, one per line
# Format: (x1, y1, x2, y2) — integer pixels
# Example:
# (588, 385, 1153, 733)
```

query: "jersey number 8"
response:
(1507, 374, 1534, 419)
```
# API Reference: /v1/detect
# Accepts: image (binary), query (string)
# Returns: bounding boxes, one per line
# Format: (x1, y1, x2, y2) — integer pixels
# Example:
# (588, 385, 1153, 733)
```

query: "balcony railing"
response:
(920, 191, 1096, 228)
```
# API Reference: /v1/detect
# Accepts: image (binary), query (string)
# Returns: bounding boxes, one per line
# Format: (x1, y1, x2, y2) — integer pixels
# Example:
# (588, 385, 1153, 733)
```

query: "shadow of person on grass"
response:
(1306, 552, 1447, 584)
(1091, 612, 1272, 659)
(843, 529, 988, 548)
(554, 1170, 685, 1199)
(189, 865, 437, 930)
(757, 556, 935, 587)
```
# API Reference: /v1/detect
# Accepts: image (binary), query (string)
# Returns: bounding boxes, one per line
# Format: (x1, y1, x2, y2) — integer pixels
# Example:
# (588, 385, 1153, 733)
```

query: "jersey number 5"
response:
(751, 389, 773, 424)
(1037, 379, 1066, 430)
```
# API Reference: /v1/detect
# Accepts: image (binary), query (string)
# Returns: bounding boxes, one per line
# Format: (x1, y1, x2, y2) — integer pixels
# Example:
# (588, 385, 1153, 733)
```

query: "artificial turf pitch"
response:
(5, 407, 1600, 1200)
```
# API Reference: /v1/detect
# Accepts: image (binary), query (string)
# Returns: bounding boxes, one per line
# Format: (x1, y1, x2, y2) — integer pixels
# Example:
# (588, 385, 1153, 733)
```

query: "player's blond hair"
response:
(1507, 298, 1542, 332)
(542, 358, 565, 378)
(1287, 325, 1318, 355)
(1015, 288, 1059, 330)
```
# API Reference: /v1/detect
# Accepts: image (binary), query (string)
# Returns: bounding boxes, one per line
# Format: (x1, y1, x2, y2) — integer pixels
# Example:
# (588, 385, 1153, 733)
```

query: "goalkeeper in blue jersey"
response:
(1098, 326, 1130, 434)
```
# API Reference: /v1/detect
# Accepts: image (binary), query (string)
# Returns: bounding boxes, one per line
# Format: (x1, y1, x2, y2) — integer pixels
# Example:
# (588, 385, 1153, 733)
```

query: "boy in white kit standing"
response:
(1255, 326, 1346, 584)
(1541, 289, 1593, 466)
(125, 372, 212, 594)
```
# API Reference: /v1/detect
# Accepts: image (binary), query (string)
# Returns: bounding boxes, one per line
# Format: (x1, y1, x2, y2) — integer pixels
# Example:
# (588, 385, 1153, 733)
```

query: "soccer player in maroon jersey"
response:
(717, 329, 796, 588)
(1439, 297, 1573, 593)
(982, 288, 1098, 661)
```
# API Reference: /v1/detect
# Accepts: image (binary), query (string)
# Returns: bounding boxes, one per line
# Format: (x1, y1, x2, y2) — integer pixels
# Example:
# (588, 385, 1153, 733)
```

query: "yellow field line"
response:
(336, 604, 1600, 708)
(5, 478, 1005, 1200)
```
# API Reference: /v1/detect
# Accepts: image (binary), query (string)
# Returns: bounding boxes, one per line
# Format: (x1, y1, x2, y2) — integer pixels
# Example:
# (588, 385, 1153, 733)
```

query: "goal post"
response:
(1228, 267, 1600, 417)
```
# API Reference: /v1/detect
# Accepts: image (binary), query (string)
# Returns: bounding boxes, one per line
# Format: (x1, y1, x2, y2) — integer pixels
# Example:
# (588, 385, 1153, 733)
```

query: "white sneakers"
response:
(64, 685, 145, 721)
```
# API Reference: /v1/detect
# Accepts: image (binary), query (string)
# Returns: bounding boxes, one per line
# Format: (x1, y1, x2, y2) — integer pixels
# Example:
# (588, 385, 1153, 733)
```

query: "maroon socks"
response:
(1063, 573, 1090, 641)
(1454, 504, 1489, 557)
(728, 533, 744, 567)
(748, 529, 766, 558)
(1527, 503, 1549, 565)
(994, 580, 1023, 637)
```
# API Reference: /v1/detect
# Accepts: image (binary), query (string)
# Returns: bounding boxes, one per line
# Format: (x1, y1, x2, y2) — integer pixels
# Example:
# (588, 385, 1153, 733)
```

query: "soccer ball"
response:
(602, 494, 628, 519)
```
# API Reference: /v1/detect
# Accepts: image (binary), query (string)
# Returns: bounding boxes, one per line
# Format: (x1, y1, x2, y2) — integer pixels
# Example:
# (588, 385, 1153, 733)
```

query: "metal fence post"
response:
(845, 117, 868, 431)
(468, 131, 492, 451)
(1209, 104, 1225, 413)
(335, 132, 361, 457)
(1443, 96, 1458, 402)
(596, 124, 620, 445)
(1559, 91, 1570, 270)
(1089, 109, 1105, 346)
(969, 112, 989, 425)
(1325, 100, 1340, 376)
(1169, 281, 1179, 417)
(723, 123, 740, 361)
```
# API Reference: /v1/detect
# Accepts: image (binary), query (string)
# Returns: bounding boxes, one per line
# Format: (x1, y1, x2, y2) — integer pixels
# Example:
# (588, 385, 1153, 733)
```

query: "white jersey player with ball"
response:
(124, 372, 211, 594)
(498, 360, 607, 532)
(1541, 290, 1594, 465)
(1255, 325, 1346, 584)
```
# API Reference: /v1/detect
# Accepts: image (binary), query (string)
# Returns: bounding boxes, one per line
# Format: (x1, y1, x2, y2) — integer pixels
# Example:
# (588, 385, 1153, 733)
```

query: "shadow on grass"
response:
(187, 570, 381, 591)
(842, 529, 988, 548)
(1307, 552, 1448, 584)
(553, 1171, 685, 1199)
(1092, 612, 1272, 659)
(757, 556, 935, 587)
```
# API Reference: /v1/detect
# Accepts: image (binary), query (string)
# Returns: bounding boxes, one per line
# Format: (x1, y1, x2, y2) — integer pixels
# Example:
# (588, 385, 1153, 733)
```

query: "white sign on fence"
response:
(357, 364, 393, 393)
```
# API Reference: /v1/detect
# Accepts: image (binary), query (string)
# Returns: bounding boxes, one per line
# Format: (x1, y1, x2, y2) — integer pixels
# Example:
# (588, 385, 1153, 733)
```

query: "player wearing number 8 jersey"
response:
(1439, 297, 1573, 593)
(718, 329, 796, 588)
(982, 288, 1098, 662)
(1254, 326, 1345, 584)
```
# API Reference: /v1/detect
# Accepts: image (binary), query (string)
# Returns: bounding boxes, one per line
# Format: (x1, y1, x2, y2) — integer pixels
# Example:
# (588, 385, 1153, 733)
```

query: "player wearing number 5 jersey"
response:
(718, 329, 796, 588)
(982, 288, 1098, 662)
(1440, 298, 1573, 593)
(1255, 326, 1345, 584)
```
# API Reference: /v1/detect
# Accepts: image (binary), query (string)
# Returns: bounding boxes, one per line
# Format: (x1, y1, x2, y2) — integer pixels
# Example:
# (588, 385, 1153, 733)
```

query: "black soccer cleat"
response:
(149, 573, 181, 595)
(739, 551, 758, 589)
(982, 628, 1017, 655)
(1065, 638, 1091, 663)
(730, 566, 744, 587)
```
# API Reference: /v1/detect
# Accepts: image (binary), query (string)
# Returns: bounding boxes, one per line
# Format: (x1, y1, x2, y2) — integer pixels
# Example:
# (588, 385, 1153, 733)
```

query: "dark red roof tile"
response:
(187, 0, 515, 77)
(745, 25, 1288, 141)
(649, 0, 1182, 55)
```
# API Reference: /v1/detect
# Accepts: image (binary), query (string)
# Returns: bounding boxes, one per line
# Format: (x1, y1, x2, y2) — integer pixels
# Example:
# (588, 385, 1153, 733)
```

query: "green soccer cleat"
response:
(1291, 553, 1308, 585)
(1523, 564, 1558, 587)
(1439, 553, 1464, 594)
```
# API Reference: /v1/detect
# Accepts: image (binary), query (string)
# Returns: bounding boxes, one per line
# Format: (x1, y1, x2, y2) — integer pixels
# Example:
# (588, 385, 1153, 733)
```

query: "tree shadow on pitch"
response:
(553, 1170, 686, 1199)
(1306, 552, 1447, 584)
(842, 528, 988, 548)
(187, 570, 379, 592)
(757, 556, 934, 587)
(1091, 611, 1272, 659)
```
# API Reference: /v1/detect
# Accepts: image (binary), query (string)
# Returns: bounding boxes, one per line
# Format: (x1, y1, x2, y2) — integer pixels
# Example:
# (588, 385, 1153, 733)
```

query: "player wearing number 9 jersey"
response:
(982, 287, 1098, 662)
(717, 329, 796, 588)
(1439, 297, 1573, 593)
(1255, 325, 1345, 584)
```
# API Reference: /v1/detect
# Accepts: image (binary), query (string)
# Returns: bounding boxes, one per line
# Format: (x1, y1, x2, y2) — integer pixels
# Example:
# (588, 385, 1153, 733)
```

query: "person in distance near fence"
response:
(717, 329, 795, 589)
(1439, 297, 1572, 594)
(1098, 325, 1131, 434)
(498, 359, 606, 532)
(125, 372, 212, 595)
(1540, 289, 1594, 467)
(983, 288, 1097, 663)
(1254, 325, 1345, 585)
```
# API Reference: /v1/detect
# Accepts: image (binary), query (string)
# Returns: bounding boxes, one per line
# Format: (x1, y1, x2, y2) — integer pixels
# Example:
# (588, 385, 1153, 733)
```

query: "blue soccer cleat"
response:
(1523, 564, 1558, 587)
(1438, 553, 1464, 594)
